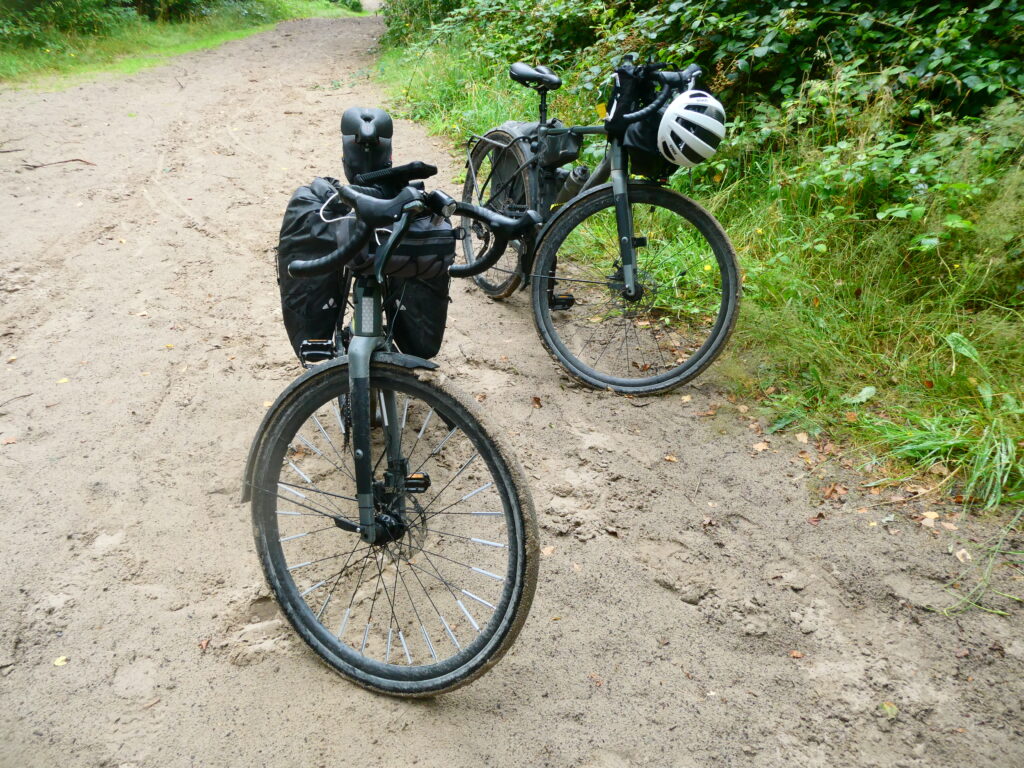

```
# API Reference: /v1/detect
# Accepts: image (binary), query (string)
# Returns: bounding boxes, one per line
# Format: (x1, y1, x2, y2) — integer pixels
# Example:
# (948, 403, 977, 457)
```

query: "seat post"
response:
(538, 89, 548, 124)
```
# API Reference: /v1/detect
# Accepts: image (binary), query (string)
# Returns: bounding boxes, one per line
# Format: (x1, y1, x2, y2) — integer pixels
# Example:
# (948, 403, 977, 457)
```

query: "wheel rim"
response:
(461, 136, 529, 293)
(535, 190, 735, 389)
(255, 373, 525, 686)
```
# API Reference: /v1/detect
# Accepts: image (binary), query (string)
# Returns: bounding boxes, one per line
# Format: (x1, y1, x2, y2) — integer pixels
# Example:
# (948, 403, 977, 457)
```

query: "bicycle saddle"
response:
(509, 62, 562, 91)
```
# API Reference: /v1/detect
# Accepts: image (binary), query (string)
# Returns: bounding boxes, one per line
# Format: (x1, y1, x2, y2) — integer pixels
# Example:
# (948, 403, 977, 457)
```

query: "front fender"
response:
(239, 352, 438, 503)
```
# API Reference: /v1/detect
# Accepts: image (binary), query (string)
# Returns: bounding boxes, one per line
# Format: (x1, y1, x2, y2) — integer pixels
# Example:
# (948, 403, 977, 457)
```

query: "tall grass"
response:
(377, 40, 1024, 510)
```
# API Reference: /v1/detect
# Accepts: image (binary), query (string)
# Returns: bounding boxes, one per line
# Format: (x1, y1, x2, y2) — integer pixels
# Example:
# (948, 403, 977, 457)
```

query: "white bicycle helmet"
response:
(657, 90, 726, 168)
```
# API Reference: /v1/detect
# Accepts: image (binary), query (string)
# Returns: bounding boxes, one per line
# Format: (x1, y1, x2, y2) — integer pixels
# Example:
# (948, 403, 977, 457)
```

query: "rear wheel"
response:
(250, 362, 538, 696)
(461, 130, 535, 298)
(530, 184, 740, 395)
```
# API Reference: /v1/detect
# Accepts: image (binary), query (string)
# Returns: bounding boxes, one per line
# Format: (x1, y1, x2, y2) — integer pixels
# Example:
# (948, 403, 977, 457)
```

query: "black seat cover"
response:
(509, 62, 562, 91)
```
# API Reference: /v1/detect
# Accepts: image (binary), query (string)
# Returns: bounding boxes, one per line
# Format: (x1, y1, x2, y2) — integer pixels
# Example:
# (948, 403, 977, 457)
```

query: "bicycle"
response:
(461, 59, 741, 396)
(241, 161, 542, 696)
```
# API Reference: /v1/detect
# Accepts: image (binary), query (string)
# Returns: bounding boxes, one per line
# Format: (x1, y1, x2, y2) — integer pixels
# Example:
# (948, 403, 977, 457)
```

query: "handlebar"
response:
(287, 181, 540, 280)
(615, 63, 703, 127)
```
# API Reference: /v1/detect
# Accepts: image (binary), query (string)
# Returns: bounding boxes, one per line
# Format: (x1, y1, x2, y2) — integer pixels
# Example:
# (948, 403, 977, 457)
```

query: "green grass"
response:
(0, 1, 364, 83)
(377, 39, 1024, 511)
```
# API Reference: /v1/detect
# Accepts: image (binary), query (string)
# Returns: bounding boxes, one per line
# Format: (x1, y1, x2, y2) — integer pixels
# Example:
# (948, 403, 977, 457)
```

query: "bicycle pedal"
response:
(405, 472, 431, 493)
(299, 339, 336, 367)
(549, 293, 575, 311)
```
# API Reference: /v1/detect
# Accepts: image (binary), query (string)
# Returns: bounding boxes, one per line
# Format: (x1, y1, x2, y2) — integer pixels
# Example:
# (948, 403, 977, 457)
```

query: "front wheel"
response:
(249, 362, 539, 696)
(531, 185, 740, 395)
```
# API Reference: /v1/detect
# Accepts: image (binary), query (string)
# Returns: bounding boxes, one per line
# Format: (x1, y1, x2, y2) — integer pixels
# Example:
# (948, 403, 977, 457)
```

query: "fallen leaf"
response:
(702, 517, 715, 527)
(941, 522, 959, 531)
(541, 545, 555, 556)
(807, 512, 825, 526)
(922, 511, 939, 519)
(2, 438, 15, 445)
(475, 393, 487, 403)
(929, 463, 950, 476)
(844, 411, 858, 423)
(789, 650, 804, 658)
(821, 483, 848, 500)
(680, 394, 693, 403)
(664, 455, 679, 462)
(198, 638, 210, 652)
(587, 672, 605, 686)
(164, 344, 174, 350)
(795, 432, 809, 444)
(955, 548, 972, 563)
(955, 648, 970, 658)
(52, 656, 68, 667)
(6, 356, 15, 363)
(923, 380, 934, 389)
(531, 396, 542, 408)
(844, 386, 877, 404)
(571, 562, 582, 573)
(551, 616, 561, 621)
(737, 404, 749, 414)
(56, 378, 69, 384)
(880, 701, 899, 719)
(263, 401, 273, 408)
(752, 441, 770, 452)
(869, 521, 878, 527)
(797, 450, 814, 465)
(921, 517, 935, 528)
(906, 484, 930, 496)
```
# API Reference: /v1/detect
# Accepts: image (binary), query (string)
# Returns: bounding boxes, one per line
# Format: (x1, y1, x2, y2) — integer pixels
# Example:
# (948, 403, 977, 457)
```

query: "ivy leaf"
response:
(752, 46, 770, 58)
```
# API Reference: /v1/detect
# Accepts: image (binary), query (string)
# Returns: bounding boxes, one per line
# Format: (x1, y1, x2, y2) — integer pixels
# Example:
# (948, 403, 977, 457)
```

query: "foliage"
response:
(379, 1, 1024, 509)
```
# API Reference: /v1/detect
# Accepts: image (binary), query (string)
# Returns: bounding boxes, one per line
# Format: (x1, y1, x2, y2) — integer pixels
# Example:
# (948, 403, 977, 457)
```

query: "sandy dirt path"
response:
(1, 13, 1022, 768)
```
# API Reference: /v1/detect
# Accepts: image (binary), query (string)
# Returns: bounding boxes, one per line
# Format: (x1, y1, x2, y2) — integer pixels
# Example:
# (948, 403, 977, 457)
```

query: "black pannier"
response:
(385, 272, 452, 360)
(275, 107, 456, 363)
(277, 176, 347, 358)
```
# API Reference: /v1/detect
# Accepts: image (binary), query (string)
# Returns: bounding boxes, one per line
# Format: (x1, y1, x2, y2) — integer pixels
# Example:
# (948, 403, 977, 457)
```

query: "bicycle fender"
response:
(534, 180, 666, 257)
(240, 353, 439, 503)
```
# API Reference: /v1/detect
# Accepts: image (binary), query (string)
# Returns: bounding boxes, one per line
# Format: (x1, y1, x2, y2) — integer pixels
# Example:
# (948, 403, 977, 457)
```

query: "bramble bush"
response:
(380, 0, 1023, 507)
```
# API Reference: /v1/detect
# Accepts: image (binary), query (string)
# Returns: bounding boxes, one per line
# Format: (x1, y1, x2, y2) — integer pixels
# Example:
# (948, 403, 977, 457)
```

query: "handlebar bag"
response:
(348, 212, 456, 280)
(623, 104, 677, 180)
(277, 177, 347, 360)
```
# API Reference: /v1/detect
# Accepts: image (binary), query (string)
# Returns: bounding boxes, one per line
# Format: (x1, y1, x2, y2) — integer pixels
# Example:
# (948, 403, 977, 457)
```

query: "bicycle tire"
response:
(460, 129, 535, 299)
(250, 361, 539, 696)
(530, 184, 740, 395)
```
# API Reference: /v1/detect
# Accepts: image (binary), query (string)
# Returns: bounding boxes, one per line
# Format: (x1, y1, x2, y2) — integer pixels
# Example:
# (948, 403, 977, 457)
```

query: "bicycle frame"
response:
(468, 123, 645, 299)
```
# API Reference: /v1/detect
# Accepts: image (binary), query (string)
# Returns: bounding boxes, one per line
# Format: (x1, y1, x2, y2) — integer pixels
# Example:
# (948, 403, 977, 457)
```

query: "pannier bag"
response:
(277, 176, 347, 358)
(385, 272, 452, 360)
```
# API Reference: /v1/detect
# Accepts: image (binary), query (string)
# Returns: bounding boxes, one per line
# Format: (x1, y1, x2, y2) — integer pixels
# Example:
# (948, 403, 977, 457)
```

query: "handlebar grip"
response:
(659, 64, 702, 89)
(620, 84, 673, 124)
(353, 161, 438, 186)
(288, 220, 370, 278)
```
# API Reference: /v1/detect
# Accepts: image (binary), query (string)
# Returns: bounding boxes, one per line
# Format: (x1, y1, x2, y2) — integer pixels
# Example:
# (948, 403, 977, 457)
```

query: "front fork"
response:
(609, 143, 640, 300)
(543, 144, 640, 302)
(348, 279, 404, 544)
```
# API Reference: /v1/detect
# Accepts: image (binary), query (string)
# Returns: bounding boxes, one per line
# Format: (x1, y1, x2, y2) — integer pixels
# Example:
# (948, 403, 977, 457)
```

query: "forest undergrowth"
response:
(377, 0, 1024, 516)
